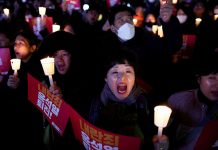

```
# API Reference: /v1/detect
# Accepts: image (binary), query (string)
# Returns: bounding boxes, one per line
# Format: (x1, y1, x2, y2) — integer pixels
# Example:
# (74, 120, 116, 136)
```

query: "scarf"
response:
(100, 83, 143, 106)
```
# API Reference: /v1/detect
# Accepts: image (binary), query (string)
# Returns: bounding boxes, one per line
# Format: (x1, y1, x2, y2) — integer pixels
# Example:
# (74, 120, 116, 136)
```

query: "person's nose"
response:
(118, 72, 126, 81)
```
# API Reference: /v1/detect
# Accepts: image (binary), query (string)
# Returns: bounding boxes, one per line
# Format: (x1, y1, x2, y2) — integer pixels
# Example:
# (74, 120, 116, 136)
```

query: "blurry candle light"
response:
(157, 25, 164, 38)
(214, 15, 218, 21)
(133, 18, 138, 26)
(172, 0, 178, 4)
(195, 18, 202, 27)
(154, 105, 172, 137)
(52, 24, 60, 32)
(40, 57, 55, 86)
(3, 8, 10, 17)
(39, 7, 46, 17)
(152, 25, 158, 34)
(10, 58, 21, 76)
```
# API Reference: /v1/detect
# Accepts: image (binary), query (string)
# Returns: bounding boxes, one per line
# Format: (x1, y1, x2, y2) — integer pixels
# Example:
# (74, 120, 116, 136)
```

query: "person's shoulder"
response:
(168, 89, 196, 107)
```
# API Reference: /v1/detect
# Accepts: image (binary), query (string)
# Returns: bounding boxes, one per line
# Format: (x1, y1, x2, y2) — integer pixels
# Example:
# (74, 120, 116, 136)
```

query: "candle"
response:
(154, 105, 172, 137)
(133, 18, 138, 26)
(172, 0, 177, 4)
(152, 25, 158, 34)
(40, 57, 55, 86)
(3, 8, 9, 17)
(157, 25, 164, 38)
(214, 15, 218, 21)
(10, 58, 21, 76)
(39, 7, 46, 17)
(195, 18, 202, 27)
(52, 24, 60, 32)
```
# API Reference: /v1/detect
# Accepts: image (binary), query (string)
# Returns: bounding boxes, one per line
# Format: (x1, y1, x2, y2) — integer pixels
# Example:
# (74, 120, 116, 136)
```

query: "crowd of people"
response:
(0, 0, 218, 149)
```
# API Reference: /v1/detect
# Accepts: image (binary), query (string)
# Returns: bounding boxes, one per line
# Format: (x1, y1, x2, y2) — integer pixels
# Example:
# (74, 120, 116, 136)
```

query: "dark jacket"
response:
(89, 83, 155, 149)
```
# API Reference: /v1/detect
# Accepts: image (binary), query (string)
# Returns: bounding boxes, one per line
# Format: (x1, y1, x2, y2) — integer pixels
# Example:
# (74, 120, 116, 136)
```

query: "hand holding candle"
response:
(40, 57, 55, 86)
(10, 58, 21, 76)
(154, 105, 172, 137)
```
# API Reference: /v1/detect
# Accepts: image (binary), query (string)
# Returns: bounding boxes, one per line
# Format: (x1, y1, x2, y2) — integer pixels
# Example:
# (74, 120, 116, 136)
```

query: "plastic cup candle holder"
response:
(40, 57, 55, 86)
(10, 58, 21, 76)
(154, 105, 172, 137)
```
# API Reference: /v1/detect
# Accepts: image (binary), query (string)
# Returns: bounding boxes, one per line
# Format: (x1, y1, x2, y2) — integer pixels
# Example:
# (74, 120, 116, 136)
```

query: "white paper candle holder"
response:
(10, 58, 21, 76)
(195, 18, 202, 27)
(52, 24, 60, 32)
(40, 57, 55, 86)
(154, 105, 172, 137)
(39, 7, 46, 17)
(3, 8, 9, 17)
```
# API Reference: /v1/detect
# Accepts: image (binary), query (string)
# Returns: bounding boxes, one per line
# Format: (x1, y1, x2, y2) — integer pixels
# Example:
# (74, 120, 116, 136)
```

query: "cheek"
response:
(200, 80, 211, 92)
(107, 77, 117, 90)
(127, 76, 135, 90)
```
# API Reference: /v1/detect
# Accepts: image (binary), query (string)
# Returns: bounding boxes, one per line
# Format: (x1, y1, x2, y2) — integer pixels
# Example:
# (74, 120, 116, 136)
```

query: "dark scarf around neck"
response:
(100, 83, 143, 106)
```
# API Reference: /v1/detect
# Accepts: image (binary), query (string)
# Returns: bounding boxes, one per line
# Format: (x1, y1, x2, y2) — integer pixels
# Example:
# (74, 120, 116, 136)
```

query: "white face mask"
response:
(177, 15, 188, 24)
(117, 23, 135, 41)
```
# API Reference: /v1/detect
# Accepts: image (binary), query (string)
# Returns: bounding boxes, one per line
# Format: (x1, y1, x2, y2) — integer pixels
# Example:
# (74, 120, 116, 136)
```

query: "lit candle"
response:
(195, 18, 202, 27)
(3, 8, 9, 17)
(39, 7, 46, 17)
(40, 57, 55, 86)
(52, 24, 60, 32)
(152, 25, 158, 34)
(154, 105, 172, 137)
(157, 25, 164, 38)
(172, 0, 178, 4)
(214, 15, 218, 21)
(10, 58, 21, 76)
(133, 18, 138, 26)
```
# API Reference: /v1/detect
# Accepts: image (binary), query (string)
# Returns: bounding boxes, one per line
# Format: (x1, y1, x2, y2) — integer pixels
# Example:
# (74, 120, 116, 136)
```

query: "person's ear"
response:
(196, 75, 201, 84)
(30, 45, 37, 53)
(105, 78, 107, 82)
(110, 25, 117, 34)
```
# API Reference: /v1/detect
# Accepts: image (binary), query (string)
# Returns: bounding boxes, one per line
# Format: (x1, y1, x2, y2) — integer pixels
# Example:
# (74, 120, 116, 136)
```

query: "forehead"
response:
(115, 11, 132, 20)
(110, 63, 132, 69)
(15, 35, 28, 42)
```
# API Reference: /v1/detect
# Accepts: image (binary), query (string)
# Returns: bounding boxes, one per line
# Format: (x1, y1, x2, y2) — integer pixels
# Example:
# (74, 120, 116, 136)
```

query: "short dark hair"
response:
(103, 48, 138, 77)
(108, 5, 134, 25)
(38, 31, 80, 58)
(15, 30, 39, 46)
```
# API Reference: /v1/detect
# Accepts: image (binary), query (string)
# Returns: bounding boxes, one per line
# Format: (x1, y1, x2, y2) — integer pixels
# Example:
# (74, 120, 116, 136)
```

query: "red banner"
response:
(28, 74, 70, 135)
(179, 34, 196, 59)
(29, 16, 53, 35)
(28, 73, 142, 149)
(69, 107, 142, 150)
(66, 0, 81, 10)
(0, 48, 10, 74)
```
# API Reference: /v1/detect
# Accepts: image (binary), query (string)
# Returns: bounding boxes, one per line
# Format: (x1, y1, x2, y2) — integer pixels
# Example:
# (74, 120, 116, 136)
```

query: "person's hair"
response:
(15, 30, 39, 46)
(103, 48, 138, 77)
(38, 31, 80, 58)
(108, 5, 134, 25)
(194, 52, 218, 76)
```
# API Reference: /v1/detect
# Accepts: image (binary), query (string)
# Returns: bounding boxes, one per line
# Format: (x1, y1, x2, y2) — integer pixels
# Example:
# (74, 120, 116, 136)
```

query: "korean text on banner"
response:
(27, 73, 70, 136)
(0, 48, 11, 73)
(69, 107, 142, 150)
